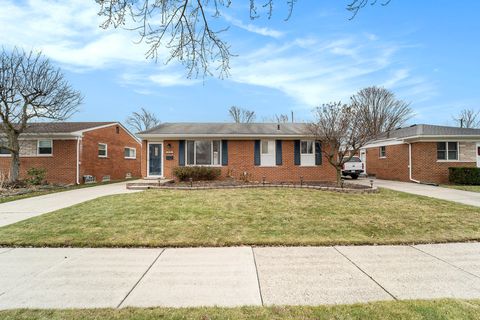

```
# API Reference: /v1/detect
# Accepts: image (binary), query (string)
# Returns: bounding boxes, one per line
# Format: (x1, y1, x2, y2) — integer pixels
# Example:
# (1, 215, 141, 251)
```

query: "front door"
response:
(148, 143, 163, 176)
(477, 143, 480, 168)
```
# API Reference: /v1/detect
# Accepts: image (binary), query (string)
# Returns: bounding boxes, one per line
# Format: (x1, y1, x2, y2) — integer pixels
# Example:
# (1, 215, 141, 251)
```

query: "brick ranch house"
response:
(0, 122, 141, 184)
(138, 123, 337, 182)
(361, 124, 480, 184)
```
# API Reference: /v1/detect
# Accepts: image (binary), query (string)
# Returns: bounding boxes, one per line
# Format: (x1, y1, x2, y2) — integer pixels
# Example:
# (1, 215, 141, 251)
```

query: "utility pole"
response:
(291, 110, 294, 123)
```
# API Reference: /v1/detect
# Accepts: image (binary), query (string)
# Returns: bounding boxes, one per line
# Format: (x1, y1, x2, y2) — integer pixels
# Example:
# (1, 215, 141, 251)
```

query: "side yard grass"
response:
(1, 299, 480, 320)
(442, 185, 480, 193)
(0, 188, 479, 247)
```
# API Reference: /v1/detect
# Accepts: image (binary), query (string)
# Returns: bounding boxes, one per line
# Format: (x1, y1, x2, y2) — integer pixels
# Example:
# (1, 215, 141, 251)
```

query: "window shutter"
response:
(178, 140, 185, 166)
(294, 140, 300, 165)
(276, 140, 282, 165)
(315, 141, 322, 165)
(254, 140, 261, 166)
(221, 140, 228, 166)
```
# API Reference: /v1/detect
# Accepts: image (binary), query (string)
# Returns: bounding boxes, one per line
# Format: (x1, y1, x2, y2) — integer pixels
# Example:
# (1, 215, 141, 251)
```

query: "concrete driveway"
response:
(353, 178, 480, 207)
(0, 181, 140, 227)
(0, 243, 479, 309)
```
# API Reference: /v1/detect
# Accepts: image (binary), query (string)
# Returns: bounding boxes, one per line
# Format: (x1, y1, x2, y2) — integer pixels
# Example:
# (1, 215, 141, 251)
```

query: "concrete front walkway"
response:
(354, 178, 480, 207)
(1, 243, 480, 309)
(0, 181, 140, 227)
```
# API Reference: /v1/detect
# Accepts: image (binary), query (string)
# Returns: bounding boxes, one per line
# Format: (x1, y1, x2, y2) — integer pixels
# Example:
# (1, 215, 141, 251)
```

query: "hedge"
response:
(448, 167, 480, 185)
(172, 166, 222, 181)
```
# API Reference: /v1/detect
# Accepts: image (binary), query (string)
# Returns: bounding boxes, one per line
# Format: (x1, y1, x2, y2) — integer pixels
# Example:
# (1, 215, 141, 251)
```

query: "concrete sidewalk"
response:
(0, 243, 479, 309)
(353, 178, 480, 207)
(0, 181, 140, 227)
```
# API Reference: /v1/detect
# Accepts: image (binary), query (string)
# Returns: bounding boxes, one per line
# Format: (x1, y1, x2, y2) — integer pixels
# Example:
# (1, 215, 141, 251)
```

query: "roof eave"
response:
(138, 133, 314, 139)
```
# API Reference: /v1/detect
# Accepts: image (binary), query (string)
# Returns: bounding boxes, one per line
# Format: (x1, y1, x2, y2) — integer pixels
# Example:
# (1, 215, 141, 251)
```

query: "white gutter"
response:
(408, 142, 420, 183)
(76, 137, 81, 185)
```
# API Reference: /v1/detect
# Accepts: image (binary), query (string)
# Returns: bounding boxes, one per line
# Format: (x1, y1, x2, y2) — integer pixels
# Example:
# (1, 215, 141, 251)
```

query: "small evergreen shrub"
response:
(25, 167, 47, 185)
(173, 166, 221, 181)
(448, 167, 480, 185)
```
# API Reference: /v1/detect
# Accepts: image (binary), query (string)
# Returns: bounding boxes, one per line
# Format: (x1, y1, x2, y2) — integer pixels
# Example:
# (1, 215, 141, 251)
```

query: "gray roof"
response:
(139, 123, 310, 136)
(376, 124, 480, 140)
(21, 122, 116, 134)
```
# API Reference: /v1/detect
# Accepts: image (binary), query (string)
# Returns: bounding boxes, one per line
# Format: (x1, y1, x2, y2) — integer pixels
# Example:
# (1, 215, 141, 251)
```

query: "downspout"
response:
(76, 137, 80, 185)
(408, 142, 420, 183)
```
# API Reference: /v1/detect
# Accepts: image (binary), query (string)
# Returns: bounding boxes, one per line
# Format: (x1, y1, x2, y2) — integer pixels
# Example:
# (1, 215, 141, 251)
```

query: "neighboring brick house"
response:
(361, 124, 480, 184)
(138, 123, 337, 182)
(0, 122, 141, 184)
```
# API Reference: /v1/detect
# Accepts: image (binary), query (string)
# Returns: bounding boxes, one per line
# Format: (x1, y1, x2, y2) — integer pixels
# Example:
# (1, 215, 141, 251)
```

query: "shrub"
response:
(173, 166, 221, 181)
(448, 167, 480, 185)
(25, 167, 47, 185)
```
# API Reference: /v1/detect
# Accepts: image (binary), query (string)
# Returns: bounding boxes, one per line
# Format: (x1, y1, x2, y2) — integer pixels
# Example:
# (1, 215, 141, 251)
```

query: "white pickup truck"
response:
(341, 156, 364, 180)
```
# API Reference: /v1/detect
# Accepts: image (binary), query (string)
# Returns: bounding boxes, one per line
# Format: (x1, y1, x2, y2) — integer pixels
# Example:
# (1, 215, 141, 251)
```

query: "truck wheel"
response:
(350, 174, 359, 180)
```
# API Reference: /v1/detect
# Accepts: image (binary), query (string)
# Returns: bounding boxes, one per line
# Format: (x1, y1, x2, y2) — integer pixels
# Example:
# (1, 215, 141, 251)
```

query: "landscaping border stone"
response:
(126, 183, 378, 194)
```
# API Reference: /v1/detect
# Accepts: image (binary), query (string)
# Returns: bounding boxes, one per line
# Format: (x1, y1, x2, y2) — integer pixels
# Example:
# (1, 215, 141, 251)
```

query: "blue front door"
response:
(149, 143, 162, 176)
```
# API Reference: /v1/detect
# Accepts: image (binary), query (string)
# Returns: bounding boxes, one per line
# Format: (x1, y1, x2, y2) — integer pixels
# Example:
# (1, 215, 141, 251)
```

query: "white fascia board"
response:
(0, 133, 82, 139)
(404, 135, 480, 142)
(362, 139, 406, 149)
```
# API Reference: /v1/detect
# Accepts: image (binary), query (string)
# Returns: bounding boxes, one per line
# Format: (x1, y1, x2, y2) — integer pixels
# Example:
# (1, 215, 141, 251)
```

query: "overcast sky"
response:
(1, 1, 479, 128)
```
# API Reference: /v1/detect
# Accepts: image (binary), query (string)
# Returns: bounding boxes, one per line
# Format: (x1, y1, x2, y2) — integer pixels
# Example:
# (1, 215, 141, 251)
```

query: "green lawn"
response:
(442, 185, 480, 193)
(0, 188, 479, 247)
(1, 300, 479, 320)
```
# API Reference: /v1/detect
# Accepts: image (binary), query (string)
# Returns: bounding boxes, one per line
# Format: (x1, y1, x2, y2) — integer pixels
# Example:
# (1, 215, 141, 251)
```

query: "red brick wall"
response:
(365, 142, 476, 184)
(80, 125, 141, 182)
(365, 144, 410, 182)
(143, 139, 337, 182)
(411, 142, 475, 184)
(0, 140, 77, 184)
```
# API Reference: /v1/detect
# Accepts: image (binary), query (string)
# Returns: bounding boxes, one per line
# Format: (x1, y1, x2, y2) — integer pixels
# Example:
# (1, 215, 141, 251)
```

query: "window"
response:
(260, 140, 275, 166)
(186, 140, 221, 165)
(0, 146, 9, 155)
(300, 140, 315, 166)
(38, 140, 52, 155)
(301, 141, 314, 154)
(379, 146, 386, 158)
(437, 142, 458, 160)
(124, 147, 136, 159)
(98, 143, 107, 157)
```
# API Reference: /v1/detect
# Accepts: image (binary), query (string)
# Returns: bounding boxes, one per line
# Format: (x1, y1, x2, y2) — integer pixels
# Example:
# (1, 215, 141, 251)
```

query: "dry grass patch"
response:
(0, 188, 479, 247)
(1, 299, 480, 320)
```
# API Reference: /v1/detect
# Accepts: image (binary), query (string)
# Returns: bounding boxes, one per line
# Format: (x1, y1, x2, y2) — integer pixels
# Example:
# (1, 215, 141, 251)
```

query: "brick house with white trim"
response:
(0, 122, 141, 184)
(138, 123, 337, 182)
(361, 124, 480, 184)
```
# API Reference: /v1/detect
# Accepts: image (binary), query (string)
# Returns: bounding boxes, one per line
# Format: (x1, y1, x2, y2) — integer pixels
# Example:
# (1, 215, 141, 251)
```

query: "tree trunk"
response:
(336, 167, 342, 187)
(8, 133, 20, 182)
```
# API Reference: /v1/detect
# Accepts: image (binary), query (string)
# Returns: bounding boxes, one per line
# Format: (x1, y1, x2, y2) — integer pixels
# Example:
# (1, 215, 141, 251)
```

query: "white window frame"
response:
(300, 140, 315, 166)
(437, 141, 459, 161)
(260, 139, 276, 167)
(124, 147, 136, 159)
(98, 143, 108, 158)
(186, 140, 222, 166)
(37, 139, 53, 156)
(379, 146, 387, 158)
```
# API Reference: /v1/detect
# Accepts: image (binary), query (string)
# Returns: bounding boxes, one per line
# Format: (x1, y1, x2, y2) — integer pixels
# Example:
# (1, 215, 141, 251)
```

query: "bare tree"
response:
(453, 108, 480, 128)
(347, 0, 392, 19)
(96, 1, 387, 78)
(274, 114, 289, 123)
(0, 48, 82, 182)
(228, 106, 256, 123)
(308, 102, 370, 186)
(127, 107, 161, 132)
(351, 86, 412, 139)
